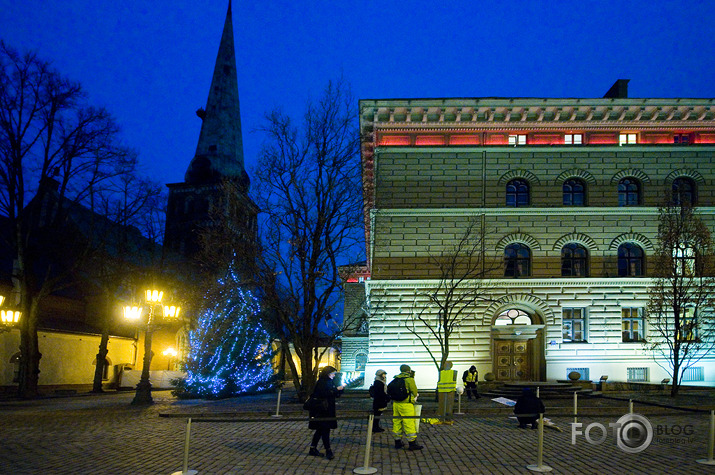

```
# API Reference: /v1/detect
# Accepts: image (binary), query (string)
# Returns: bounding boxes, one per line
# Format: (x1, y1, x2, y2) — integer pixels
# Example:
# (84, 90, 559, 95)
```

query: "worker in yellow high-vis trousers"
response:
(390, 364, 423, 450)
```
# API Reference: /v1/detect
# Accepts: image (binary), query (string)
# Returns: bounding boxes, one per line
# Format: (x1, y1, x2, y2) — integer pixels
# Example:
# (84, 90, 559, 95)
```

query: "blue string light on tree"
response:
(182, 262, 274, 398)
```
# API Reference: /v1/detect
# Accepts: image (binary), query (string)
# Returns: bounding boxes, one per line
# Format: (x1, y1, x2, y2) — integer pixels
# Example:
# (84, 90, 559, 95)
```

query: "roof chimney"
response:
(603, 79, 630, 98)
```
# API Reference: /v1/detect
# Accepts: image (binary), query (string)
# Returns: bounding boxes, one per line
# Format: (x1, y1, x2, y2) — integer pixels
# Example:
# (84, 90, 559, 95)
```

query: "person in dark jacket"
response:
(308, 366, 344, 459)
(371, 369, 391, 433)
(462, 365, 480, 399)
(513, 387, 545, 429)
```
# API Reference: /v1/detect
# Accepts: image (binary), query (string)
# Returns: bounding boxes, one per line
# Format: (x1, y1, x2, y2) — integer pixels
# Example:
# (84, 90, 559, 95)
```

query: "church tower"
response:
(164, 1, 256, 265)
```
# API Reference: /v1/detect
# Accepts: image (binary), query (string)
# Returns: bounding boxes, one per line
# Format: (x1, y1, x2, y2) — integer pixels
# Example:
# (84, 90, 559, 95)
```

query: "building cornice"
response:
(372, 207, 715, 217)
(366, 277, 654, 289)
(360, 99, 715, 128)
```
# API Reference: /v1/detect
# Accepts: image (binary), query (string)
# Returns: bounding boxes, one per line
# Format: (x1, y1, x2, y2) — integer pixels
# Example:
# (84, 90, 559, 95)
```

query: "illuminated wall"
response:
(357, 94, 715, 389)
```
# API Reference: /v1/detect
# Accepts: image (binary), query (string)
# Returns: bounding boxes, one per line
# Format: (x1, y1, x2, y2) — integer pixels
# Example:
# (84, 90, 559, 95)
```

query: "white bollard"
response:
(629, 399, 633, 414)
(697, 410, 715, 465)
(271, 388, 283, 418)
(573, 392, 578, 425)
(353, 414, 378, 474)
(527, 413, 552, 472)
(170, 417, 198, 475)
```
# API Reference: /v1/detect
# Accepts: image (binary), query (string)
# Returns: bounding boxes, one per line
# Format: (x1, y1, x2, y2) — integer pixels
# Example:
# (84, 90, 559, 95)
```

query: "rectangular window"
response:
(627, 367, 648, 382)
(674, 133, 691, 144)
(508, 134, 527, 146)
(562, 308, 587, 342)
(565, 134, 583, 145)
(622, 308, 645, 342)
(619, 133, 637, 145)
(678, 307, 698, 341)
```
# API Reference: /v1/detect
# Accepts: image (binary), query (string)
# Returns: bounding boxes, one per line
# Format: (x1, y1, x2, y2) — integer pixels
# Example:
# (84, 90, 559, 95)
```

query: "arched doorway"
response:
(491, 308, 545, 381)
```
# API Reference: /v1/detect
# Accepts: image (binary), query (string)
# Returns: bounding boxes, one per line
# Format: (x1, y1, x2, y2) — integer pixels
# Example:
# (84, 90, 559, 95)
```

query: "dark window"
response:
(618, 178, 641, 206)
(505, 243, 531, 277)
(561, 243, 589, 277)
(506, 179, 530, 207)
(674, 133, 691, 144)
(672, 177, 697, 206)
(563, 178, 586, 206)
(618, 243, 644, 277)
(622, 308, 645, 342)
(563, 308, 586, 342)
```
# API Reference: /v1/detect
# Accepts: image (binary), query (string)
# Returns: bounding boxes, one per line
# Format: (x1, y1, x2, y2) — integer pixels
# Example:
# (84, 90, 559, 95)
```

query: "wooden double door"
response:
(494, 339, 532, 381)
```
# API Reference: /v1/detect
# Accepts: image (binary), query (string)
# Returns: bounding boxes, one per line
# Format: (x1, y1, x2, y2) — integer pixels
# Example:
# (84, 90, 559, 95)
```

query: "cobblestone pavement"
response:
(1, 389, 714, 474)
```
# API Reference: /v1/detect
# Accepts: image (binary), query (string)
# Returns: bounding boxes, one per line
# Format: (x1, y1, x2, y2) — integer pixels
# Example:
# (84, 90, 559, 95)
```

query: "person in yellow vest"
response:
(391, 364, 423, 450)
(462, 365, 480, 399)
(437, 361, 458, 423)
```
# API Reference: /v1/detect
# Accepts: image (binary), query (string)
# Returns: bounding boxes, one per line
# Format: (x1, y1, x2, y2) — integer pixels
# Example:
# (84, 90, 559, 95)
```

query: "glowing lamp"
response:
(1, 310, 21, 324)
(163, 305, 181, 319)
(163, 347, 178, 357)
(0, 295, 5, 306)
(145, 289, 163, 303)
(124, 306, 143, 320)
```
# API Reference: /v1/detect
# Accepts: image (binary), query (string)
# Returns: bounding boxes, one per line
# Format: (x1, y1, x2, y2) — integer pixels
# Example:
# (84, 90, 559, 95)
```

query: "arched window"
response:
(618, 178, 641, 206)
(355, 352, 368, 371)
(10, 352, 20, 383)
(618, 243, 644, 277)
(93, 357, 111, 380)
(495, 308, 533, 325)
(505, 243, 531, 277)
(563, 178, 586, 206)
(561, 243, 589, 277)
(672, 177, 697, 206)
(506, 179, 530, 207)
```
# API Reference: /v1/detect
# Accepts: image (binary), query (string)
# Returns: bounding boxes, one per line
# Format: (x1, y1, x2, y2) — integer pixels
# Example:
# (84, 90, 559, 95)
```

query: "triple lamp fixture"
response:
(0, 295, 22, 326)
(123, 289, 181, 321)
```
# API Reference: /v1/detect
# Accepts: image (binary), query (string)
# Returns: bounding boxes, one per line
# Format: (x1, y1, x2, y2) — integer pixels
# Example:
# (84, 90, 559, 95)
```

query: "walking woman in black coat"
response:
(308, 365, 344, 459)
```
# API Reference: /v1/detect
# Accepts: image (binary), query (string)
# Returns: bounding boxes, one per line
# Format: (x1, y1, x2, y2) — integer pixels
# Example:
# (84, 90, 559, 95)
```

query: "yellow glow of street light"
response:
(163, 305, 181, 319)
(123, 306, 143, 320)
(1, 310, 21, 324)
(163, 347, 178, 357)
(0, 295, 5, 306)
(145, 289, 164, 303)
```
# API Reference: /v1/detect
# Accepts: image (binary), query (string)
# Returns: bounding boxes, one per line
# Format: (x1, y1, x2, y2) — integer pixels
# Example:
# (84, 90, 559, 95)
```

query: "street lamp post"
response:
(124, 289, 181, 405)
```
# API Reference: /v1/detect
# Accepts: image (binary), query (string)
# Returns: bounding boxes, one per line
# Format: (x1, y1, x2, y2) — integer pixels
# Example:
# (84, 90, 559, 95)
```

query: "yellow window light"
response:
(1, 310, 21, 324)
(145, 289, 164, 303)
(163, 305, 180, 319)
(124, 306, 143, 320)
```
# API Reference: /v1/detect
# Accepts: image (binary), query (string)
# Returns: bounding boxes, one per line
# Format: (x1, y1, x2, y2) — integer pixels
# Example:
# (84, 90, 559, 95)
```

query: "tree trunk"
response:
(91, 339, 109, 393)
(18, 298, 41, 399)
(92, 296, 112, 393)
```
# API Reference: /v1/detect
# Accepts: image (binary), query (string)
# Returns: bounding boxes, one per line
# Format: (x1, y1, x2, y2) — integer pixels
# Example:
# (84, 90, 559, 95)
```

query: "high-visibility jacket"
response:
(464, 371, 478, 383)
(437, 369, 457, 392)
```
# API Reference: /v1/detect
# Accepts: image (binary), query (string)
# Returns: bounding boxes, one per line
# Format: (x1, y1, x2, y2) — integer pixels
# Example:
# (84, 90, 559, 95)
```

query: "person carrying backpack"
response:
(370, 369, 391, 433)
(389, 364, 423, 450)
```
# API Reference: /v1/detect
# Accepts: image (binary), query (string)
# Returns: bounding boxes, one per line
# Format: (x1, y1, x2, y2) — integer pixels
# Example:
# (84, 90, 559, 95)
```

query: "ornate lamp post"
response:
(0, 294, 22, 331)
(124, 289, 181, 405)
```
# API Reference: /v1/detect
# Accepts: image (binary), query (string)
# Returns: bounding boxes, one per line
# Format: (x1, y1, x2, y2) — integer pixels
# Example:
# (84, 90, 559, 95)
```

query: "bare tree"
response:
(646, 201, 715, 396)
(405, 218, 500, 373)
(88, 170, 165, 393)
(0, 42, 136, 398)
(252, 79, 363, 400)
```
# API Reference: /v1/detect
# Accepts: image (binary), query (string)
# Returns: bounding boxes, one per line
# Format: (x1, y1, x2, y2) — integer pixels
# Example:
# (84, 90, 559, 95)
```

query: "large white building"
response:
(345, 81, 715, 389)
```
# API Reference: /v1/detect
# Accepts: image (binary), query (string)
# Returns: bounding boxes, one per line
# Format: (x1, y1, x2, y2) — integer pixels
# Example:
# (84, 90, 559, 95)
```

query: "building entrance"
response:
(494, 339, 531, 381)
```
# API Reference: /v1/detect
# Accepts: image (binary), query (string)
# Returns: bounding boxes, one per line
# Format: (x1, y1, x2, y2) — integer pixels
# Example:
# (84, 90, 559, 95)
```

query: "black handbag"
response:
(303, 396, 329, 412)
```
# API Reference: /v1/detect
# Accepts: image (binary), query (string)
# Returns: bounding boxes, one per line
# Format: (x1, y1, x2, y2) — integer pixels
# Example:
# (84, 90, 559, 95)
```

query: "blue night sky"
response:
(2, 1, 714, 186)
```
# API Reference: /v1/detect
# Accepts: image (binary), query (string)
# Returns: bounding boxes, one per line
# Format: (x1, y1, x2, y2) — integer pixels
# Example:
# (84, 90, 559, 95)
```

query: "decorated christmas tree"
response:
(182, 265, 274, 398)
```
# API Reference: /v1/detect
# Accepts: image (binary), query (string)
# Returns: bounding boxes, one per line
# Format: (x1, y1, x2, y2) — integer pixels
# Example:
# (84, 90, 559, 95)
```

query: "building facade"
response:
(353, 81, 715, 388)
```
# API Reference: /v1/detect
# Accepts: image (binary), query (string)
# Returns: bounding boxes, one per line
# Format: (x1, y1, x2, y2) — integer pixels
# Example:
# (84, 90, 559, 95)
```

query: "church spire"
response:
(185, 1, 246, 184)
